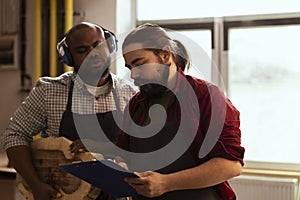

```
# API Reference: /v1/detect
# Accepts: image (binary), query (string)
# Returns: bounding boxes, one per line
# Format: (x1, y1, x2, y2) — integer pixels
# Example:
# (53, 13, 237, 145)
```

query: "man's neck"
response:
(96, 73, 110, 87)
(167, 62, 178, 90)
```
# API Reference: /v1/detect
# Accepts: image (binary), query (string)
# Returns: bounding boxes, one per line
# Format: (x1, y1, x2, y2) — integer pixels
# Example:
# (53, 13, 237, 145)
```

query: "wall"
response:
(25, 0, 36, 79)
(0, 71, 29, 170)
(74, 0, 116, 31)
(0, 71, 24, 146)
(0, 0, 34, 143)
(0, 69, 27, 169)
(73, 0, 136, 75)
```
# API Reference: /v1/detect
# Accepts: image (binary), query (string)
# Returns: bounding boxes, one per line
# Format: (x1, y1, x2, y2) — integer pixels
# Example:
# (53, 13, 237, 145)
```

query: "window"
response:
(0, 36, 18, 70)
(173, 30, 212, 80)
(228, 25, 300, 164)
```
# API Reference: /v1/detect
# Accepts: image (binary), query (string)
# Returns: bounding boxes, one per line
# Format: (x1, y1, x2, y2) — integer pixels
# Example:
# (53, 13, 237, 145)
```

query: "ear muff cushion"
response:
(62, 44, 74, 66)
(57, 38, 74, 66)
(104, 30, 117, 53)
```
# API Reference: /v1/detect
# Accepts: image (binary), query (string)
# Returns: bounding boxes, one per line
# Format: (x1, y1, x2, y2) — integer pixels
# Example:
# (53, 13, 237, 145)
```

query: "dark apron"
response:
(59, 81, 122, 200)
(129, 96, 221, 200)
(59, 81, 121, 142)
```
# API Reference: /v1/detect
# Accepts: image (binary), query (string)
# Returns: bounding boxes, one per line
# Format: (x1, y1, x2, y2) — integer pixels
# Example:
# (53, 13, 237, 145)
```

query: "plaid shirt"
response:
(1, 71, 138, 150)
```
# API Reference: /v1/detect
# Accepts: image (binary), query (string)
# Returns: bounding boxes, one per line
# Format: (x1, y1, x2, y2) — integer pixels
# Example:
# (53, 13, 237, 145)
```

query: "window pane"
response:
(137, 0, 300, 20)
(175, 30, 212, 81)
(228, 25, 300, 164)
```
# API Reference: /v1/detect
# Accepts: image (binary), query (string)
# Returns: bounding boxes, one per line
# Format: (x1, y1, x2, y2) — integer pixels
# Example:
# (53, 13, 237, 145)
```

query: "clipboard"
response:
(58, 159, 138, 198)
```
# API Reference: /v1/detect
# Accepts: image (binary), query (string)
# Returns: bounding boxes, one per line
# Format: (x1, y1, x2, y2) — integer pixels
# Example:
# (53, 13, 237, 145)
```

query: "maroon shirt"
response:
(117, 68, 245, 200)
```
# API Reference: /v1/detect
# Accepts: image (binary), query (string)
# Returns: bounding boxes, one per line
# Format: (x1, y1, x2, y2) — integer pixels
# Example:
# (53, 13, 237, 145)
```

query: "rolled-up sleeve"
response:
(196, 83, 245, 165)
(208, 104, 245, 165)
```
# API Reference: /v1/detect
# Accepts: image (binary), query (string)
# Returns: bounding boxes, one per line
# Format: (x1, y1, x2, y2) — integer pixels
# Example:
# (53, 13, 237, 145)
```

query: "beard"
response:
(135, 63, 170, 98)
(140, 83, 169, 98)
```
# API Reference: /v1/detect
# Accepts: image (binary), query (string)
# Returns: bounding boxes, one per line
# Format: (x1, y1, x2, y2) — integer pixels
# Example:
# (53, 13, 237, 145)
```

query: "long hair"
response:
(122, 23, 190, 71)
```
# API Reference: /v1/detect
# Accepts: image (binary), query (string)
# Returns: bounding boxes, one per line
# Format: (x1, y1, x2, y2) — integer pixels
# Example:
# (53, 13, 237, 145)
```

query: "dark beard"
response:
(140, 84, 169, 98)
(133, 54, 171, 98)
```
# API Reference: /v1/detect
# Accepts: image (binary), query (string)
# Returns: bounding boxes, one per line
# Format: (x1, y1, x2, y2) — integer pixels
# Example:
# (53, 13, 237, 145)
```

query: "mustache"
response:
(134, 79, 164, 87)
(134, 79, 168, 87)
(81, 56, 112, 70)
(85, 56, 106, 64)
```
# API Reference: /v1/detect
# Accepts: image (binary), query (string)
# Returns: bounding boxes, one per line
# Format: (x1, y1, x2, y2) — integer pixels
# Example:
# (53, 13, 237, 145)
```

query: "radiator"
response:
(228, 175, 298, 200)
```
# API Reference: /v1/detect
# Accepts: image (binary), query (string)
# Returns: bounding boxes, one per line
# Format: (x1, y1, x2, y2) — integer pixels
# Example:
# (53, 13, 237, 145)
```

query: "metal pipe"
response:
(50, 0, 57, 77)
(34, 0, 42, 82)
(64, 0, 73, 72)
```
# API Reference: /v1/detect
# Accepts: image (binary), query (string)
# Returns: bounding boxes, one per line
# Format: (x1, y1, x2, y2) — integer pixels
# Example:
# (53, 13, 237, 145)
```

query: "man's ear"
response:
(160, 45, 172, 64)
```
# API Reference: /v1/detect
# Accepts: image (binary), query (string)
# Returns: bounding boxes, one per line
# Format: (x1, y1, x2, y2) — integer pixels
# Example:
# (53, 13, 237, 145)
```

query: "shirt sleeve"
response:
(1, 80, 47, 150)
(197, 84, 245, 165)
(208, 101, 245, 165)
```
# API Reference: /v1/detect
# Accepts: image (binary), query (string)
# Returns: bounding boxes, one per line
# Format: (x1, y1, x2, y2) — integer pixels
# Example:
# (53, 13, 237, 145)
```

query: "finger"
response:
(125, 177, 148, 186)
(124, 177, 143, 184)
(128, 183, 150, 197)
(118, 162, 128, 170)
(135, 171, 153, 177)
(69, 140, 79, 152)
(70, 144, 78, 153)
(70, 140, 86, 153)
(127, 181, 145, 188)
(114, 156, 124, 163)
(49, 187, 62, 199)
(72, 147, 87, 154)
(52, 192, 62, 199)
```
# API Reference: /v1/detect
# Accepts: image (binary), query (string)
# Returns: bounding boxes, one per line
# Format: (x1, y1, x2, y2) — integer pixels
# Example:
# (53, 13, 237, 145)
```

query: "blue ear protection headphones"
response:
(57, 25, 117, 67)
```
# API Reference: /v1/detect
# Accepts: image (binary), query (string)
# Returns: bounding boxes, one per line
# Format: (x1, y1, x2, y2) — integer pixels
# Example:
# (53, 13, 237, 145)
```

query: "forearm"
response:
(165, 157, 242, 192)
(6, 145, 43, 189)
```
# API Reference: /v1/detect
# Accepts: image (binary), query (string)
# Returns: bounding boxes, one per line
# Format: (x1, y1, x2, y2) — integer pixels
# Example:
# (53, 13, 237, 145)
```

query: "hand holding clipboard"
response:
(58, 159, 138, 198)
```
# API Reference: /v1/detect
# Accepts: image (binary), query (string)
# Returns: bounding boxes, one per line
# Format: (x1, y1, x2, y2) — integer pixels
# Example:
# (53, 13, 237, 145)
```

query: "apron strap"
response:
(66, 81, 74, 111)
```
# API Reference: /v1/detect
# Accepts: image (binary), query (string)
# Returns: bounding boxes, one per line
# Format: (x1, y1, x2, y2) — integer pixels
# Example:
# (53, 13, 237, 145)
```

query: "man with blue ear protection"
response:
(57, 22, 118, 87)
(1, 22, 137, 200)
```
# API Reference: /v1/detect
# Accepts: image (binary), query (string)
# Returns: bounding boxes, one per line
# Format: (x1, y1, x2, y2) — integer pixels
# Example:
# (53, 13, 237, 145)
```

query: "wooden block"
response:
(17, 137, 103, 200)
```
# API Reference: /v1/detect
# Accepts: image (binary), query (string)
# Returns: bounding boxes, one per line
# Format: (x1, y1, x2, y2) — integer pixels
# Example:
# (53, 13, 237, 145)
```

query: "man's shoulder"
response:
(111, 73, 138, 92)
(36, 72, 74, 87)
(186, 75, 221, 93)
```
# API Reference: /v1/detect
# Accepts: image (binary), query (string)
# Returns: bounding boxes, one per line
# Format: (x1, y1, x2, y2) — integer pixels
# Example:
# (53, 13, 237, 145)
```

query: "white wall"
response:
(74, 0, 117, 32)
(73, 0, 136, 75)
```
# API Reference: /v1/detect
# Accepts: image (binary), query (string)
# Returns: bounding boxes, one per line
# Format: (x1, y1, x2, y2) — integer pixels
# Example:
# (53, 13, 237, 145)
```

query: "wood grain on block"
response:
(17, 137, 104, 200)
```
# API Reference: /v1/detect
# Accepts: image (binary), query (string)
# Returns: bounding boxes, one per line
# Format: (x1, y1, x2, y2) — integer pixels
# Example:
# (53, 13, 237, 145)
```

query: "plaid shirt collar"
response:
(71, 72, 116, 96)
